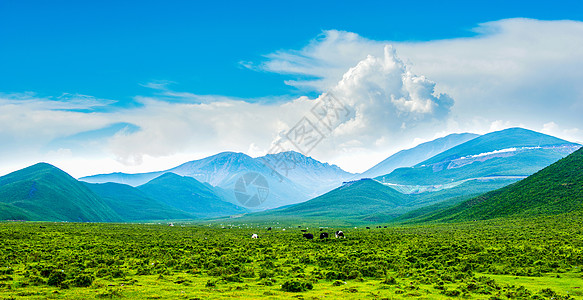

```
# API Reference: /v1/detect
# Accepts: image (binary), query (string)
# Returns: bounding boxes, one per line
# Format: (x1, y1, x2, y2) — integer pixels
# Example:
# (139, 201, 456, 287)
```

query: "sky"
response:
(1, 0, 583, 177)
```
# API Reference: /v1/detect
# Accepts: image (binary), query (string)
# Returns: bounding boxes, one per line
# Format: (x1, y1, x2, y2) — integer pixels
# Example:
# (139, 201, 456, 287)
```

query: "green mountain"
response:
(239, 177, 518, 224)
(237, 128, 580, 225)
(138, 173, 248, 218)
(275, 179, 408, 218)
(377, 128, 579, 186)
(83, 182, 194, 221)
(0, 163, 121, 222)
(236, 179, 407, 224)
(418, 127, 576, 166)
(413, 146, 583, 223)
(357, 133, 479, 179)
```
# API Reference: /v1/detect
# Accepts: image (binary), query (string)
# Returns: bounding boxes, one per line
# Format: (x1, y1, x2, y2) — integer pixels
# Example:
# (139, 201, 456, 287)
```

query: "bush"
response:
(95, 268, 110, 278)
(443, 288, 461, 297)
(221, 274, 243, 283)
(47, 270, 68, 287)
(0, 267, 14, 275)
(96, 287, 122, 298)
(381, 276, 397, 285)
(26, 275, 45, 286)
(205, 280, 217, 288)
(281, 280, 313, 292)
(332, 280, 345, 286)
(258, 278, 276, 286)
(72, 274, 94, 287)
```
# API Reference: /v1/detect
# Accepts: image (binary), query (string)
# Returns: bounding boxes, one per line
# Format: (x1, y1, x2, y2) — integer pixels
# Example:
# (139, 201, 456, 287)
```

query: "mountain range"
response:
(0, 163, 247, 222)
(233, 128, 580, 224)
(0, 127, 580, 223)
(356, 133, 479, 179)
(397, 145, 583, 223)
(80, 151, 354, 209)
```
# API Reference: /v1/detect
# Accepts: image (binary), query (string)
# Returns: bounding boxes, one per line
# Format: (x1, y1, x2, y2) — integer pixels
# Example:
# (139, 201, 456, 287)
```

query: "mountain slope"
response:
(419, 127, 576, 166)
(378, 128, 580, 186)
(81, 151, 353, 209)
(240, 179, 409, 223)
(0, 163, 121, 222)
(420, 146, 583, 222)
(138, 173, 248, 218)
(358, 133, 479, 179)
(238, 128, 580, 224)
(83, 182, 194, 221)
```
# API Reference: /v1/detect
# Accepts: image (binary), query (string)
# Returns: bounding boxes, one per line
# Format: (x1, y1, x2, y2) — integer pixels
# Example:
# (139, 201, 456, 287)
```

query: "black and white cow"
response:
(335, 231, 345, 238)
(320, 232, 329, 239)
(251, 233, 258, 239)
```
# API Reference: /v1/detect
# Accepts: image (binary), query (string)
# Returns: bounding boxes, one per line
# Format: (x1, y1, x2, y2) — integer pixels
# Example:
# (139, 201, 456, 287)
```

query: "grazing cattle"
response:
(366, 227, 370, 229)
(300, 229, 307, 232)
(320, 232, 329, 239)
(384, 226, 388, 228)
(320, 228, 323, 231)
(298, 226, 302, 228)
(335, 231, 345, 238)
(302, 233, 314, 240)
(267, 227, 272, 231)
(251, 234, 258, 239)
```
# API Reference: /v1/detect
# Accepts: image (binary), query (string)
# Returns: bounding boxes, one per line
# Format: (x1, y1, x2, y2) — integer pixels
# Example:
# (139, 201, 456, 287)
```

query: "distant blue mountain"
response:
(137, 173, 248, 218)
(378, 127, 581, 186)
(357, 133, 479, 179)
(80, 151, 354, 209)
(244, 128, 581, 224)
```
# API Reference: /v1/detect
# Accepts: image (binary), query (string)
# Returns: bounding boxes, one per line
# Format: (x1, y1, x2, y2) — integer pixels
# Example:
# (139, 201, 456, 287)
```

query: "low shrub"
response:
(281, 280, 313, 292)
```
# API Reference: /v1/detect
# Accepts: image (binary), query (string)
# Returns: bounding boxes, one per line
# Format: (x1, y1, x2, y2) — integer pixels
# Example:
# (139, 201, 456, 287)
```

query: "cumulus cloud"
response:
(265, 45, 454, 171)
(253, 18, 583, 152)
(0, 45, 451, 176)
(2, 18, 582, 177)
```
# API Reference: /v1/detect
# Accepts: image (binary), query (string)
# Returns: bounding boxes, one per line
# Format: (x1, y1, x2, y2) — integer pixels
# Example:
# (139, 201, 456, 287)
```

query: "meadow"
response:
(0, 215, 582, 299)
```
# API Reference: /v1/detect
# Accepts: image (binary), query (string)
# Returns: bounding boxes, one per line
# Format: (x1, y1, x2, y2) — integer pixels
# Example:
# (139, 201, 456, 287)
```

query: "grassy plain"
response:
(0, 215, 582, 299)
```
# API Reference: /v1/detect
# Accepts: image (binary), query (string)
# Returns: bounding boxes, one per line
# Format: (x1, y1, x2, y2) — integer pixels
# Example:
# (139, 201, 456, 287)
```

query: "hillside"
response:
(419, 127, 577, 166)
(357, 133, 478, 179)
(0, 163, 121, 222)
(81, 151, 353, 209)
(83, 182, 195, 221)
(239, 179, 408, 223)
(378, 128, 580, 186)
(138, 173, 248, 218)
(240, 176, 520, 224)
(415, 146, 583, 222)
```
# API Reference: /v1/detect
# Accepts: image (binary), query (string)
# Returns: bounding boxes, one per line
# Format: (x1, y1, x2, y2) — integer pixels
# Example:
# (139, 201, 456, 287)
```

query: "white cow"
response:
(251, 233, 259, 239)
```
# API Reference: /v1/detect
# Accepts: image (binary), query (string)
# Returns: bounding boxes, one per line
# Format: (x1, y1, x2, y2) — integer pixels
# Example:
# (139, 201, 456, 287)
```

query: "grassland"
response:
(1, 215, 582, 299)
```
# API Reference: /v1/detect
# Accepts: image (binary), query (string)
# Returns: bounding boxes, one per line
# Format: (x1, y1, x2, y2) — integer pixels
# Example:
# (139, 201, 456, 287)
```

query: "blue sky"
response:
(1, 1, 583, 177)
(2, 0, 582, 102)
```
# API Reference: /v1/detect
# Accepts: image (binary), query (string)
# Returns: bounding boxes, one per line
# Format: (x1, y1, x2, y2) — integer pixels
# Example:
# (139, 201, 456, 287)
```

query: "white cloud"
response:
(0, 45, 450, 176)
(253, 18, 583, 150)
(2, 18, 582, 177)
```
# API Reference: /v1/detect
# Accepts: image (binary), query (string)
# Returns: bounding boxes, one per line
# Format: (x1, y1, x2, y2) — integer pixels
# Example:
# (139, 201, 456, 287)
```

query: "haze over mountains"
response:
(401, 145, 583, 223)
(0, 127, 580, 223)
(80, 151, 354, 209)
(230, 128, 581, 223)
(355, 133, 479, 179)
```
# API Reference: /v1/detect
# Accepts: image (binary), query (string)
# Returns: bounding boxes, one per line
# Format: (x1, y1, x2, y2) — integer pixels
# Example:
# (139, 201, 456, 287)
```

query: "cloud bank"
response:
(1, 18, 582, 177)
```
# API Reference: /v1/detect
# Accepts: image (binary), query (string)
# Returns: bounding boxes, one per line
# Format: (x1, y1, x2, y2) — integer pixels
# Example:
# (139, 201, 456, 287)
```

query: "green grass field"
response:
(1, 215, 582, 299)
